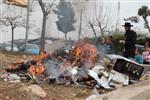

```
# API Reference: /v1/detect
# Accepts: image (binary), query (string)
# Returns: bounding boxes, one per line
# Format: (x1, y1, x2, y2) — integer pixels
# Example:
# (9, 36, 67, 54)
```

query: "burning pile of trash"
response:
(0, 39, 148, 90)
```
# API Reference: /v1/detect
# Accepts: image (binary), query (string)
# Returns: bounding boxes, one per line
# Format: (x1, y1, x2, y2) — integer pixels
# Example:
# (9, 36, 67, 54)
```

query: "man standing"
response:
(122, 22, 137, 58)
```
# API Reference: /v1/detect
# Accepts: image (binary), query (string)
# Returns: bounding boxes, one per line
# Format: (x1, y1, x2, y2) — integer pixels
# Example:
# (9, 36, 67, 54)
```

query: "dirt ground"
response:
(0, 81, 92, 100)
(0, 51, 109, 100)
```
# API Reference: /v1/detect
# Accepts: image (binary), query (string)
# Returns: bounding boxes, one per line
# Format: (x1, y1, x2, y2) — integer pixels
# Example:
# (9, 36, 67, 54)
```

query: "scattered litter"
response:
(67, 67, 78, 75)
(141, 71, 150, 80)
(88, 70, 111, 89)
(1, 39, 149, 99)
(102, 71, 109, 78)
(8, 74, 21, 82)
(108, 70, 129, 85)
(92, 65, 105, 74)
(0, 73, 9, 81)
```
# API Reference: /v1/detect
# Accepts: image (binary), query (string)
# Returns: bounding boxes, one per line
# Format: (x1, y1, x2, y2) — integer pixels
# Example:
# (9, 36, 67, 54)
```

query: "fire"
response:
(7, 53, 47, 75)
(33, 52, 49, 61)
(8, 64, 15, 70)
(73, 47, 82, 58)
(71, 39, 98, 69)
(28, 61, 45, 75)
(29, 53, 48, 75)
(8, 60, 24, 70)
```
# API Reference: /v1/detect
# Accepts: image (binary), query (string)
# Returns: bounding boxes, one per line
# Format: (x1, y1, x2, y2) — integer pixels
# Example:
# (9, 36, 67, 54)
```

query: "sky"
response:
(118, 0, 150, 32)
(102, 0, 150, 32)
(0, 0, 150, 43)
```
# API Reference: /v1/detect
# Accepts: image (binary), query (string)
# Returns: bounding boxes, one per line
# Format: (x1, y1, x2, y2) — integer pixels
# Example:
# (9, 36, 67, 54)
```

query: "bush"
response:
(136, 34, 145, 45)
(112, 33, 124, 54)
(86, 33, 150, 55)
(136, 34, 150, 45)
(112, 33, 150, 54)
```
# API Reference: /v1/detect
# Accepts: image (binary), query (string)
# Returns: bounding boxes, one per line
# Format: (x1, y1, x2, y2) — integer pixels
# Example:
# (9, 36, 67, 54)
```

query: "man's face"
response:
(135, 48, 138, 55)
(125, 27, 130, 31)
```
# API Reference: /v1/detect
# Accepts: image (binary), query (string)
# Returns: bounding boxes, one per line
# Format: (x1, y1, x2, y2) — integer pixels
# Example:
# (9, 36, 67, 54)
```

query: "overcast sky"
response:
(102, 0, 150, 33)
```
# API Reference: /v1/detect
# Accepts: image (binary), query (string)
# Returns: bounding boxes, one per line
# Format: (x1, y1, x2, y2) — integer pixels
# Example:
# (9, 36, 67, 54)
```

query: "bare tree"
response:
(89, 20, 97, 38)
(37, 0, 56, 52)
(87, 2, 113, 38)
(0, 15, 26, 51)
(92, 9, 113, 37)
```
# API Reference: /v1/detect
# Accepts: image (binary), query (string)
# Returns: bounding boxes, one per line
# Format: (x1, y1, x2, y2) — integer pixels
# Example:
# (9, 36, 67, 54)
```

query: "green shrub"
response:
(86, 33, 150, 55)
(112, 33, 124, 54)
(136, 34, 150, 45)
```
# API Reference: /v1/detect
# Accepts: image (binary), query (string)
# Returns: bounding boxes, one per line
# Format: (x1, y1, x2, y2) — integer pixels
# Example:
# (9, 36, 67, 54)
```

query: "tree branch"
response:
(38, 0, 46, 13)
(46, 0, 56, 15)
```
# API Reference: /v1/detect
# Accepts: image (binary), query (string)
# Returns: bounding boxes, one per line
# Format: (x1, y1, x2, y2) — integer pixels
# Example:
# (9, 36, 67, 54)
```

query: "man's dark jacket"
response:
(124, 30, 137, 58)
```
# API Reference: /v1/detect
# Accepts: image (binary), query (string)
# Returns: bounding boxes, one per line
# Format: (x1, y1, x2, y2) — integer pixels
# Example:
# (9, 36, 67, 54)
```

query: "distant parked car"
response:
(0, 43, 2, 48)
(1, 43, 19, 52)
(19, 43, 40, 54)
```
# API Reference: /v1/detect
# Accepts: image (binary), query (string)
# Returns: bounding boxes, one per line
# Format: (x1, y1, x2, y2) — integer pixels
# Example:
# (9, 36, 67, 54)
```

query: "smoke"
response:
(44, 60, 60, 79)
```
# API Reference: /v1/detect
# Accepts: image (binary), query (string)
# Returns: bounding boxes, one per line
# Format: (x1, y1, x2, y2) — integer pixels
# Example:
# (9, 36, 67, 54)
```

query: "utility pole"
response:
(115, 1, 120, 31)
(25, 0, 30, 51)
(78, 8, 82, 41)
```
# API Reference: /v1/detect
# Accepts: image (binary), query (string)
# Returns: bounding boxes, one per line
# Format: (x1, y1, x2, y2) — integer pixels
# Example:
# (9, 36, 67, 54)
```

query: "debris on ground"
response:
(108, 70, 129, 86)
(8, 73, 21, 82)
(0, 39, 150, 100)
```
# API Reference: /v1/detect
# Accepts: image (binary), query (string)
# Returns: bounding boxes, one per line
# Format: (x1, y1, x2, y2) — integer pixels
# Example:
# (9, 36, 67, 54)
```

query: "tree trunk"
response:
(40, 14, 47, 52)
(89, 21, 97, 38)
(98, 22, 104, 37)
(11, 27, 14, 52)
(89, 21, 98, 44)
(65, 33, 67, 40)
(25, 0, 30, 52)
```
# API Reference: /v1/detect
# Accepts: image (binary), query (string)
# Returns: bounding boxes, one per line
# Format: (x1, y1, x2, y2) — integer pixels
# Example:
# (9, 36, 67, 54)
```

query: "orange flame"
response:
(71, 39, 98, 68)
(28, 61, 45, 75)
(8, 64, 15, 70)
(33, 52, 49, 61)
(7, 52, 47, 75)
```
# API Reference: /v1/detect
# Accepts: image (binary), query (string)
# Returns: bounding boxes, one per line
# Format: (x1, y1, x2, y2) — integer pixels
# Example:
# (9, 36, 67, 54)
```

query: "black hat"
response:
(122, 22, 133, 27)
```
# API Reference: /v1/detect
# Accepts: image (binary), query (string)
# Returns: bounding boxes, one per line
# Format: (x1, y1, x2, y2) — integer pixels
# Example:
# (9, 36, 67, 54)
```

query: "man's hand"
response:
(119, 40, 125, 44)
